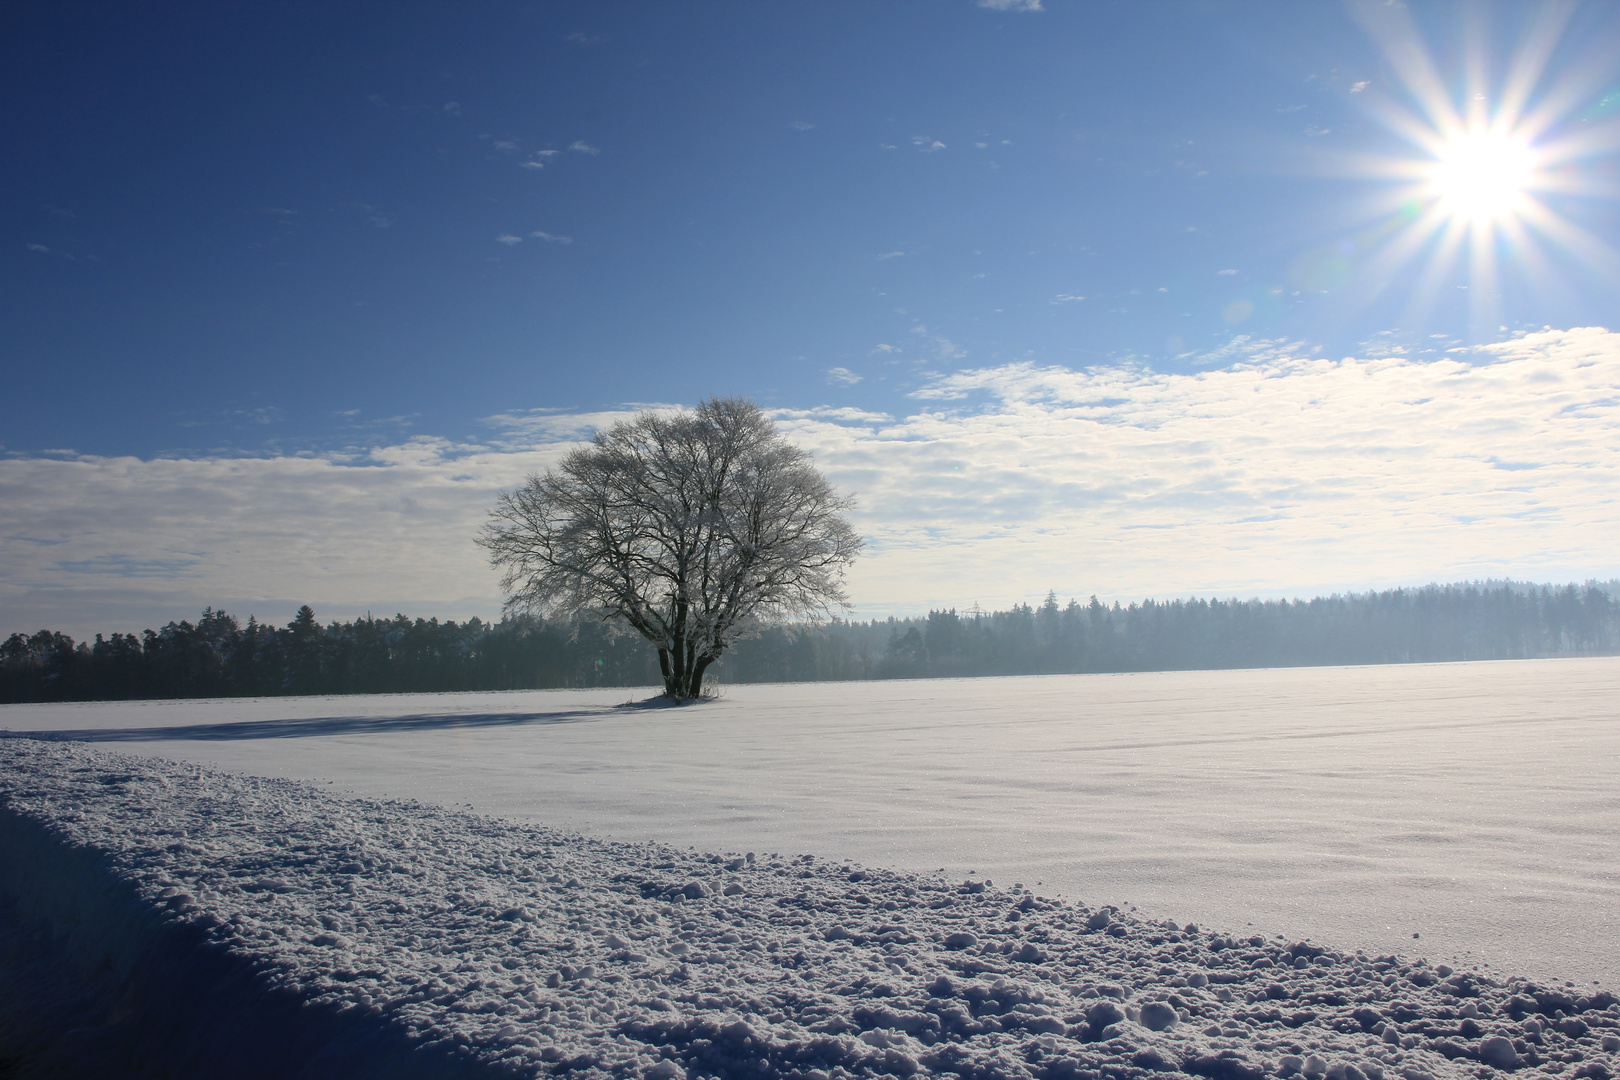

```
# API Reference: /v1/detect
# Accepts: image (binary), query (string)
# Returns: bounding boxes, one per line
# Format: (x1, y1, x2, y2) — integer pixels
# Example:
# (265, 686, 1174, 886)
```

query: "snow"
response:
(2, 658, 1619, 1076)
(5, 738, 1618, 1080)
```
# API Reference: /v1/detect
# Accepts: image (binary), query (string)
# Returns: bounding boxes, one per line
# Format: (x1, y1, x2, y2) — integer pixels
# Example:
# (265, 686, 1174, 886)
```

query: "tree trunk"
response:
(657, 648, 676, 697)
(659, 647, 714, 700)
(665, 599, 690, 698)
(667, 636, 686, 697)
(687, 655, 714, 698)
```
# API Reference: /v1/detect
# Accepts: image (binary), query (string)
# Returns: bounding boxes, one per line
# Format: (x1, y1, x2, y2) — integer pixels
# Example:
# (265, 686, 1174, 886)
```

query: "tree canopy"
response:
(477, 397, 862, 698)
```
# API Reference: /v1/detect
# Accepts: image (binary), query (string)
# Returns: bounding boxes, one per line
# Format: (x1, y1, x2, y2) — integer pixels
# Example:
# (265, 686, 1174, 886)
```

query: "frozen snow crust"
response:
(2, 739, 1617, 1080)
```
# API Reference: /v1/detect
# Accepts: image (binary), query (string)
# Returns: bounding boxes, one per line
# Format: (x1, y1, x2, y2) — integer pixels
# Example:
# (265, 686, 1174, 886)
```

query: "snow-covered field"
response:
(2, 658, 1618, 1078)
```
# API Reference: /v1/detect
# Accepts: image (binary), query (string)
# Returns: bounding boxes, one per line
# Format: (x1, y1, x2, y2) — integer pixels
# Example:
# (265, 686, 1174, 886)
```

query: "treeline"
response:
(2, 582, 1617, 704)
(853, 581, 1620, 681)
(0, 605, 658, 704)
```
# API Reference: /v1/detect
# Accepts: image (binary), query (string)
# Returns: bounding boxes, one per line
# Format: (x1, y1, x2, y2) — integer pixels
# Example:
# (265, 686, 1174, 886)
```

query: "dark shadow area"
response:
(0, 807, 500, 1080)
(0, 706, 614, 744)
(611, 694, 713, 711)
(0, 690, 707, 744)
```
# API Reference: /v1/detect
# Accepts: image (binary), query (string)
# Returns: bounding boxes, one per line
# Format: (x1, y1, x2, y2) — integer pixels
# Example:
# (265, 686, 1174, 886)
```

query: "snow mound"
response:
(2, 738, 1617, 1080)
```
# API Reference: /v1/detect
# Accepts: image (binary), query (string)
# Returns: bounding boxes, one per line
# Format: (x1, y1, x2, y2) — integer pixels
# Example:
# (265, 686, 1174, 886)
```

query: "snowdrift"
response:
(1, 737, 1617, 1080)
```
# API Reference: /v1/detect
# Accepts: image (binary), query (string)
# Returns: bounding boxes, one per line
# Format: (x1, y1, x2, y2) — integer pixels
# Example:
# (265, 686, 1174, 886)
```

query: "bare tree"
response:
(478, 397, 862, 699)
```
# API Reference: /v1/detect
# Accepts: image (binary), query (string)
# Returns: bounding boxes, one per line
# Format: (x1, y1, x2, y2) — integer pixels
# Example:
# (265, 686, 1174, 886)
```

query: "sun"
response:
(1425, 129, 1539, 224)
(1320, 1, 1620, 335)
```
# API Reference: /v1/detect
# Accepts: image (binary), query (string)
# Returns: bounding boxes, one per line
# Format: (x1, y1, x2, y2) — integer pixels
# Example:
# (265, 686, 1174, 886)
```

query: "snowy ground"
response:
(4, 737, 1618, 1080)
(4, 658, 1617, 988)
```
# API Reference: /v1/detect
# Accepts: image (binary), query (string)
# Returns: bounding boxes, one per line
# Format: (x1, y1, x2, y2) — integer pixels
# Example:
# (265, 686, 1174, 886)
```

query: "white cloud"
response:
(817, 327, 1620, 609)
(0, 439, 551, 639)
(26, 243, 49, 253)
(977, 0, 1043, 10)
(479, 406, 661, 444)
(530, 231, 574, 244)
(767, 406, 891, 425)
(826, 367, 863, 387)
(7, 330, 1619, 636)
(869, 344, 902, 356)
(495, 235, 522, 246)
(1350, 80, 1370, 93)
(1051, 294, 1086, 304)
(877, 251, 905, 261)
(1217, 268, 1238, 275)
(570, 141, 600, 155)
(1191, 334, 1312, 368)
(911, 136, 946, 152)
(790, 121, 814, 131)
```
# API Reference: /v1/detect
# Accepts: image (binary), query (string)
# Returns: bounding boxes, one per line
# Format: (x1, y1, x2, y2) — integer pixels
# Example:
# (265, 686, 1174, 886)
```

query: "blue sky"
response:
(5, 1, 1620, 636)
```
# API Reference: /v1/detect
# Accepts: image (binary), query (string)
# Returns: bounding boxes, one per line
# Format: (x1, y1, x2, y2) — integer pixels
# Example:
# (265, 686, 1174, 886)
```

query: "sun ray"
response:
(1493, 215, 1567, 318)
(1352, 1, 1460, 136)
(1326, 1, 1620, 340)
(1467, 219, 1501, 333)
(1516, 200, 1620, 276)
(1497, 2, 1575, 126)
(1462, 12, 1491, 130)
(1403, 220, 1469, 329)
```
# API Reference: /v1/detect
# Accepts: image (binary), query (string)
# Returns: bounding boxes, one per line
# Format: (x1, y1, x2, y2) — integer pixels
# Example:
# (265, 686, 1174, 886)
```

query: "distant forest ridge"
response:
(3, 580, 1618, 704)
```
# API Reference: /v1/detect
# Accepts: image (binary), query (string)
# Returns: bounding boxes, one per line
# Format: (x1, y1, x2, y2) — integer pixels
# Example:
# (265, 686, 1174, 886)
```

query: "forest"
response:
(3, 581, 1617, 704)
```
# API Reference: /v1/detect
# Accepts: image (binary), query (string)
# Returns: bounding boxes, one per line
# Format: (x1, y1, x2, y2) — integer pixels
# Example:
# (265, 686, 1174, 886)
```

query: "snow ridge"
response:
(1, 738, 1617, 1080)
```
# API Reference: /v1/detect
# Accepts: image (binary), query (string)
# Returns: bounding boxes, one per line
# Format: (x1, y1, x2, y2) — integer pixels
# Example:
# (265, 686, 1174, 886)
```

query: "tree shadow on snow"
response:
(611, 694, 715, 711)
(1, 707, 611, 744)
